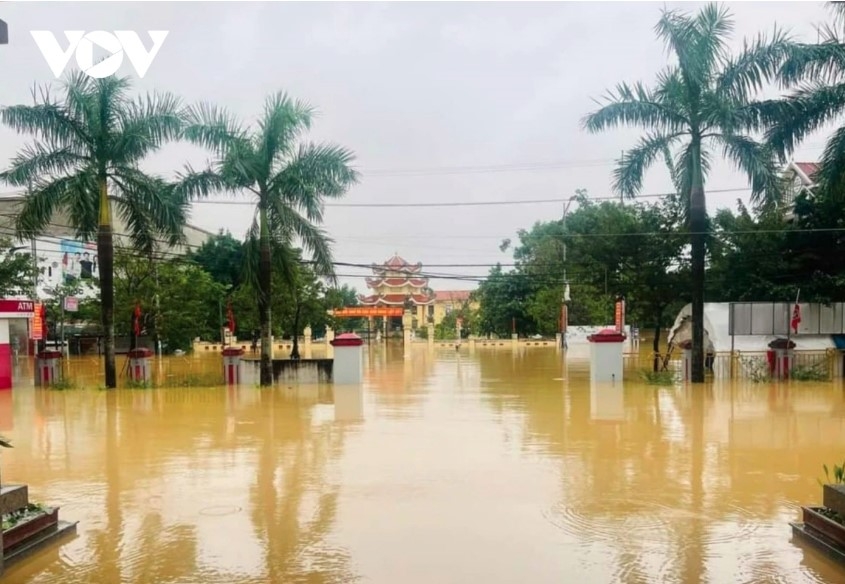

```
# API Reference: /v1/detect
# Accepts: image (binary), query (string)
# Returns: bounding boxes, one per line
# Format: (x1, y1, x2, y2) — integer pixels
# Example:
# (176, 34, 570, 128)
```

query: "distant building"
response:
(781, 161, 819, 221)
(0, 195, 214, 299)
(358, 253, 477, 328)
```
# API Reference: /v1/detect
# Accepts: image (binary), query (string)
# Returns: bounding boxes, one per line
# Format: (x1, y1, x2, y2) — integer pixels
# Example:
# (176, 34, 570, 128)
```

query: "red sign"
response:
(31, 303, 43, 340)
(614, 299, 626, 333)
(333, 306, 404, 318)
(0, 300, 35, 314)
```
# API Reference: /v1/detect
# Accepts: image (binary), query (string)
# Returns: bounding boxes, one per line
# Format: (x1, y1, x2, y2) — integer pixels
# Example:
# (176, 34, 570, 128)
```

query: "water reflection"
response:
(2, 350, 845, 582)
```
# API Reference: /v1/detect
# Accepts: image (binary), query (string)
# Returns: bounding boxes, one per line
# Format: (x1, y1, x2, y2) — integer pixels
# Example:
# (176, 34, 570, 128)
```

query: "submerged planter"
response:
(802, 507, 845, 549)
(2, 506, 59, 551)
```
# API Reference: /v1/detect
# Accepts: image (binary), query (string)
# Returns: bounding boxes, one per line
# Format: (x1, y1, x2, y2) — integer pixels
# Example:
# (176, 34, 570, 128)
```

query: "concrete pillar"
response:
(325, 326, 335, 358)
(402, 309, 412, 358)
(304, 325, 312, 359)
(511, 333, 518, 350)
(682, 348, 692, 381)
(330, 333, 364, 385)
(35, 350, 63, 387)
(128, 348, 154, 384)
(222, 347, 244, 385)
(427, 323, 434, 348)
(588, 329, 626, 384)
(774, 348, 794, 380)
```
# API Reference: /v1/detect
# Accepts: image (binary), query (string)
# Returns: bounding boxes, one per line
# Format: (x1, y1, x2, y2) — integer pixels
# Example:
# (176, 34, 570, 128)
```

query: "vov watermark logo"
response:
(31, 31, 168, 79)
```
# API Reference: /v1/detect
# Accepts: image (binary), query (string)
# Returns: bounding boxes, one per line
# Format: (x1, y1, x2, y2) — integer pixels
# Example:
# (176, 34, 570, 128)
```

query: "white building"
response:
(0, 195, 214, 299)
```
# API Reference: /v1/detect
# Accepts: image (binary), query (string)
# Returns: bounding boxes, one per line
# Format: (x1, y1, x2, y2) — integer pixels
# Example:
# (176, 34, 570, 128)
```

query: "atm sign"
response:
(0, 300, 35, 314)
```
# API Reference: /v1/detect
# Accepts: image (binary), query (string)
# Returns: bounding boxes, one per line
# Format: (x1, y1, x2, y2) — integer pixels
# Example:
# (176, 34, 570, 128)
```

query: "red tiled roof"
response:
(434, 290, 473, 302)
(366, 277, 429, 288)
(358, 292, 436, 306)
(795, 162, 820, 182)
(372, 253, 422, 274)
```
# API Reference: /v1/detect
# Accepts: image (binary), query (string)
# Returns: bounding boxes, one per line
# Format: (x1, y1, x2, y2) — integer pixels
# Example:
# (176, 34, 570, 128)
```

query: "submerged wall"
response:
(240, 358, 333, 385)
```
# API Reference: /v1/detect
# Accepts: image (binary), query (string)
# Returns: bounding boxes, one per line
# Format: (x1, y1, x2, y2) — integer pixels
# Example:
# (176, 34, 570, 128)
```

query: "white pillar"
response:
(588, 329, 626, 384)
(330, 333, 364, 385)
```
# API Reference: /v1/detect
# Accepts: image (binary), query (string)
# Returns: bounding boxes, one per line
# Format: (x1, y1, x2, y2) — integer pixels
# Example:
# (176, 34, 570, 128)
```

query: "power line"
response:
(188, 186, 753, 208)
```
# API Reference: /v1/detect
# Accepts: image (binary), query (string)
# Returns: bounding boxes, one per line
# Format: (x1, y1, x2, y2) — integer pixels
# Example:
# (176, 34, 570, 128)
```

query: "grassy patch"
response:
(639, 369, 675, 385)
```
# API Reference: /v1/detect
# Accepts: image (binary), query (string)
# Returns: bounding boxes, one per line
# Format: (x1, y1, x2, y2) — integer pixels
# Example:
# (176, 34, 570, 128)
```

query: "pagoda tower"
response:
(359, 253, 436, 334)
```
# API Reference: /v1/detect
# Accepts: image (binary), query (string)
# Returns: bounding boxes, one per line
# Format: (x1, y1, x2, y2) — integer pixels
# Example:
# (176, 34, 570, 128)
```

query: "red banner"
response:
(614, 299, 626, 333)
(333, 306, 403, 318)
(31, 303, 43, 340)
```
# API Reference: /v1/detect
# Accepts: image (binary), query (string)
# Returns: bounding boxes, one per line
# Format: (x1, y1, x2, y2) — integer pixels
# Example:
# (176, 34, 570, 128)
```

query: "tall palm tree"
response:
(582, 3, 789, 382)
(0, 72, 185, 388)
(767, 3, 845, 193)
(181, 93, 359, 385)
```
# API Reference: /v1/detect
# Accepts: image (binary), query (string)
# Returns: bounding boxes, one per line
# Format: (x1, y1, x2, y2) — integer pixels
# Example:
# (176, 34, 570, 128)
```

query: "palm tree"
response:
(767, 3, 845, 193)
(181, 93, 359, 385)
(0, 73, 185, 388)
(582, 3, 789, 382)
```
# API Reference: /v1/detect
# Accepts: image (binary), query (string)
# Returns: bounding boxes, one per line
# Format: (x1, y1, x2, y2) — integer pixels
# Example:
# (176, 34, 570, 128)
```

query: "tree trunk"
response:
(689, 140, 706, 383)
(258, 206, 273, 386)
(290, 301, 301, 360)
(98, 177, 117, 388)
(653, 323, 662, 373)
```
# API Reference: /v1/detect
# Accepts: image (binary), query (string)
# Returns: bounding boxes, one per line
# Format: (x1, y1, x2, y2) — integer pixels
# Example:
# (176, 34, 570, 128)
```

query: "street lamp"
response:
(0, 19, 8, 45)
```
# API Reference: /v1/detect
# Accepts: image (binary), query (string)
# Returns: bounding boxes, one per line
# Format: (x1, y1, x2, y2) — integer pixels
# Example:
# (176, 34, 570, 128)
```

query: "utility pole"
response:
(561, 195, 577, 349)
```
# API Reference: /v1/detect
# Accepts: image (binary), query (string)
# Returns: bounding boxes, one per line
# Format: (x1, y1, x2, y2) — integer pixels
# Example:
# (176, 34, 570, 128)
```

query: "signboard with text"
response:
(0, 300, 35, 317)
(614, 299, 626, 333)
(64, 297, 79, 312)
(333, 306, 404, 318)
(31, 303, 43, 340)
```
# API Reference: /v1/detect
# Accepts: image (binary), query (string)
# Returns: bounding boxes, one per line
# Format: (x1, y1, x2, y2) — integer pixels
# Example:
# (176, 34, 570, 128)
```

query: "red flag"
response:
(227, 300, 235, 333)
(791, 303, 801, 334)
(133, 303, 141, 336)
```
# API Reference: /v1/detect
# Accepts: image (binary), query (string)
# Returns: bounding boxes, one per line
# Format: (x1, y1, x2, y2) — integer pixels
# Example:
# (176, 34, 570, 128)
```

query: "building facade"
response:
(0, 195, 213, 299)
(358, 254, 477, 329)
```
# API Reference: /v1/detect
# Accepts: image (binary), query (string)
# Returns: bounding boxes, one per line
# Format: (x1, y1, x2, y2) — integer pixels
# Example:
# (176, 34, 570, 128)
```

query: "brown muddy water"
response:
(1, 345, 844, 583)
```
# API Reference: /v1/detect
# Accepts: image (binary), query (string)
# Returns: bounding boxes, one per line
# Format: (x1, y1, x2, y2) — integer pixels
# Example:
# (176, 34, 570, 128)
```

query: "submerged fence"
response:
(624, 349, 843, 380)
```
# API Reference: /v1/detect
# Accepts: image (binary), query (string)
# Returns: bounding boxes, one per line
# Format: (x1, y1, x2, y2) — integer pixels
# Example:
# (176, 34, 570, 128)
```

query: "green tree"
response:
(188, 230, 245, 289)
(475, 265, 537, 337)
(0, 238, 35, 297)
(768, 3, 845, 194)
(0, 73, 185, 387)
(180, 94, 358, 384)
(113, 250, 226, 352)
(582, 3, 789, 382)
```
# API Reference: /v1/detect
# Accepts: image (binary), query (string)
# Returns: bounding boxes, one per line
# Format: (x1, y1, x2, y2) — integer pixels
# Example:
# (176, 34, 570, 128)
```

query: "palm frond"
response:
(815, 124, 845, 197)
(14, 171, 95, 240)
(779, 40, 845, 86)
(0, 102, 90, 148)
(0, 143, 86, 186)
(582, 81, 688, 133)
(173, 164, 230, 201)
(269, 142, 359, 222)
(718, 26, 793, 102)
(258, 92, 315, 167)
(182, 102, 250, 155)
(714, 133, 782, 208)
(614, 132, 683, 198)
(113, 91, 183, 164)
(111, 168, 188, 251)
(766, 81, 845, 158)
(266, 200, 336, 283)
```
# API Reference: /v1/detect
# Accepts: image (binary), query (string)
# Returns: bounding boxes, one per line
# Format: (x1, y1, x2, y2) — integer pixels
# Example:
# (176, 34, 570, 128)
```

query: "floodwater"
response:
(2, 345, 845, 583)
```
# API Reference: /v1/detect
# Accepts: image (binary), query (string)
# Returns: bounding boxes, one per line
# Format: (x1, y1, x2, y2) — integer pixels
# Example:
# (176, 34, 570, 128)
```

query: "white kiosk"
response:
(0, 300, 36, 390)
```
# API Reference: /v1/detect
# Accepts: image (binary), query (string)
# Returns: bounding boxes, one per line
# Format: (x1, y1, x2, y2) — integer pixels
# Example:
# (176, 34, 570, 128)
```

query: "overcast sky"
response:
(0, 1, 833, 293)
